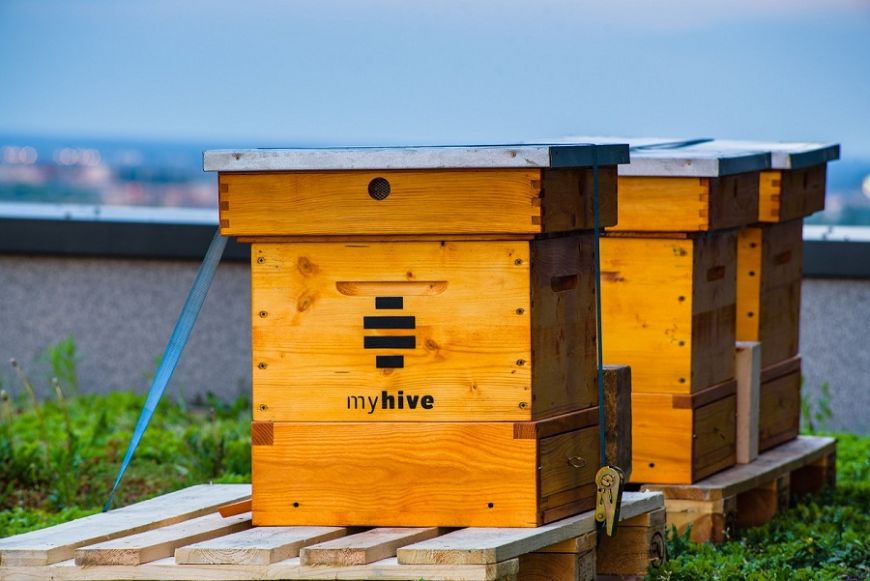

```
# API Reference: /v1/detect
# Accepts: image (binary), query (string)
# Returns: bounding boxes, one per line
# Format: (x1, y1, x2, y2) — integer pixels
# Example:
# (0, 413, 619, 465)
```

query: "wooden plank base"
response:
(0, 488, 666, 581)
(640, 436, 836, 543)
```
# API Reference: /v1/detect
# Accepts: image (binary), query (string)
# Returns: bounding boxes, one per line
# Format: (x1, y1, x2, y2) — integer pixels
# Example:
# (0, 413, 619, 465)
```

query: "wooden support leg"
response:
(597, 508, 667, 577)
(518, 532, 596, 581)
(736, 474, 789, 529)
(664, 496, 737, 544)
(791, 451, 836, 499)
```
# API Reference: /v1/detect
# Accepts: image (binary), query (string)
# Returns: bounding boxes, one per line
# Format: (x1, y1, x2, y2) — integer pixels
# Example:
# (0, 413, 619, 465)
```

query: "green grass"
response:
(648, 432, 870, 580)
(0, 385, 251, 536)
(0, 343, 867, 579)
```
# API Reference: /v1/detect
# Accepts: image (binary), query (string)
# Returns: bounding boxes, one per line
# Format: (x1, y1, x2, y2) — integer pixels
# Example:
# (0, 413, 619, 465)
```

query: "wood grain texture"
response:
(596, 508, 666, 577)
(252, 237, 598, 422)
(630, 392, 736, 485)
(395, 492, 664, 565)
(0, 557, 517, 581)
(219, 169, 542, 236)
(74, 513, 251, 566)
(0, 484, 251, 567)
(603, 364, 632, 479)
(174, 526, 345, 565)
(601, 233, 736, 395)
(736, 220, 803, 367)
(219, 167, 617, 237)
(758, 359, 801, 453)
(251, 240, 532, 422)
(529, 234, 598, 418)
(252, 419, 598, 527)
(758, 165, 827, 223)
(300, 528, 442, 566)
(609, 174, 757, 232)
(735, 342, 761, 464)
(692, 395, 737, 482)
(706, 172, 759, 231)
(517, 550, 594, 581)
(540, 166, 618, 231)
(690, 231, 737, 391)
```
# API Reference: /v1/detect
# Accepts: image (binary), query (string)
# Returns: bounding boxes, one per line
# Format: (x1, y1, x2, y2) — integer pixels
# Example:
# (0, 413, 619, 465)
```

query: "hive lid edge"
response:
(203, 144, 629, 172)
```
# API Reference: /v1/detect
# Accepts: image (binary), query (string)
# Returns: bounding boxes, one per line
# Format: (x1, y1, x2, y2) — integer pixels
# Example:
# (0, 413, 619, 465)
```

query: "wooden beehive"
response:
(698, 139, 838, 224)
(205, 144, 629, 526)
(552, 139, 770, 485)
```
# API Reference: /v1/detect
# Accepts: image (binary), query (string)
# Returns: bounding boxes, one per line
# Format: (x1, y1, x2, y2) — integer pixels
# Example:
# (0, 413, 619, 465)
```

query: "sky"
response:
(1, 0, 869, 156)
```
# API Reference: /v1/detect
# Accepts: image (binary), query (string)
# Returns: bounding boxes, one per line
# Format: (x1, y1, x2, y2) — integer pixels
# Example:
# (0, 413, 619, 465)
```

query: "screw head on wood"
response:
(257, 362, 268, 370)
(258, 403, 268, 411)
(257, 256, 266, 264)
(258, 310, 268, 318)
(516, 359, 526, 366)
(515, 308, 525, 315)
(518, 401, 529, 409)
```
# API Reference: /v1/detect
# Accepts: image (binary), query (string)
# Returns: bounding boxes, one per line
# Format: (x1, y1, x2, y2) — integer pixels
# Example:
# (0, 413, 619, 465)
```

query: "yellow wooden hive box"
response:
(205, 144, 629, 526)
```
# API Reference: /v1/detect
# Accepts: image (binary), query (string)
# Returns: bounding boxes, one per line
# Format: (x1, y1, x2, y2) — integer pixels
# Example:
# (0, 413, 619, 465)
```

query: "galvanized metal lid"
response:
(691, 139, 840, 170)
(549, 136, 771, 177)
(203, 143, 630, 172)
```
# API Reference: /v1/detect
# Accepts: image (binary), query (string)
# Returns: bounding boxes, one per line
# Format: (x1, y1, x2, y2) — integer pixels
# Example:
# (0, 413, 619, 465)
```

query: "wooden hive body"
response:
(758, 355, 801, 453)
(736, 219, 803, 368)
(206, 144, 629, 527)
(251, 408, 600, 527)
(631, 380, 737, 484)
(600, 231, 737, 395)
(250, 235, 598, 422)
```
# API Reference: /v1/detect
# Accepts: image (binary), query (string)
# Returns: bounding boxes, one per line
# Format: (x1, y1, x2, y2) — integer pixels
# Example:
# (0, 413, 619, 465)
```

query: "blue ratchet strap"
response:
(592, 147, 606, 467)
(103, 229, 227, 512)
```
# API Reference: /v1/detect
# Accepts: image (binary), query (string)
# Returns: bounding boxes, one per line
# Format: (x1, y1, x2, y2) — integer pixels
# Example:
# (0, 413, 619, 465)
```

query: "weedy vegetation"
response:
(0, 339, 867, 580)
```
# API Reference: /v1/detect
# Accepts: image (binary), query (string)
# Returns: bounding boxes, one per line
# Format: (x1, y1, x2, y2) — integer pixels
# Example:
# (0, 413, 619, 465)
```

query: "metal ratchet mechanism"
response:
(594, 465, 625, 537)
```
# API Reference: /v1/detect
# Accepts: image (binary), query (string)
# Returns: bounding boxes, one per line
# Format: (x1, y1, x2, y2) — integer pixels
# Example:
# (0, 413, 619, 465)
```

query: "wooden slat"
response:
(396, 492, 663, 565)
(0, 484, 250, 566)
(0, 557, 518, 581)
(735, 342, 761, 464)
(602, 365, 632, 479)
(218, 500, 252, 518)
(529, 234, 598, 419)
(642, 436, 835, 501)
(74, 513, 251, 566)
(758, 364, 801, 452)
(175, 526, 345, 565)
(301, 528, 441, 566)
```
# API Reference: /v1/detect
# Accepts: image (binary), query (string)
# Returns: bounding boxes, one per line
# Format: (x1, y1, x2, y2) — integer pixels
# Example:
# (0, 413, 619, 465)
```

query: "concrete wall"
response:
(0, 254, 867, 434)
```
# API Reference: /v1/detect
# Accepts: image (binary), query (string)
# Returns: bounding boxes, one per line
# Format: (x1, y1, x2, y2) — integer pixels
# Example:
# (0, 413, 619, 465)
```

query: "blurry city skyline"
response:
(0, 1, 869, 221)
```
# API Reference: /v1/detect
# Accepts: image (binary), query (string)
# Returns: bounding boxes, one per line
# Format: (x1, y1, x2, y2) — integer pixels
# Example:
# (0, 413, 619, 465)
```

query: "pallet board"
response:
(0, 484, 251, 567)
(0, 488, 666, 581)
(641, 436, 835, 543)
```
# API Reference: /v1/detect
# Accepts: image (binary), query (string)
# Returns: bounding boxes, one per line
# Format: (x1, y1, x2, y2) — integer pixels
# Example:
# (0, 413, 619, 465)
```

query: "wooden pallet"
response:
(641, 435, 835, 543)
(0, 487, 665, 581)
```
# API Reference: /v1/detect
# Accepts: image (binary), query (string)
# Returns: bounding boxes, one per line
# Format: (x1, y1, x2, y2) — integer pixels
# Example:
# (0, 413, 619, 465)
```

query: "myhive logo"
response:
(345, 295, 436, 413)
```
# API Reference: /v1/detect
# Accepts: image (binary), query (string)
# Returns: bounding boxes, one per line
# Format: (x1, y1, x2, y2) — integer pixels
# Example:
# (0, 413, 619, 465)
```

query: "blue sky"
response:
(1, 0, 869, 156)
